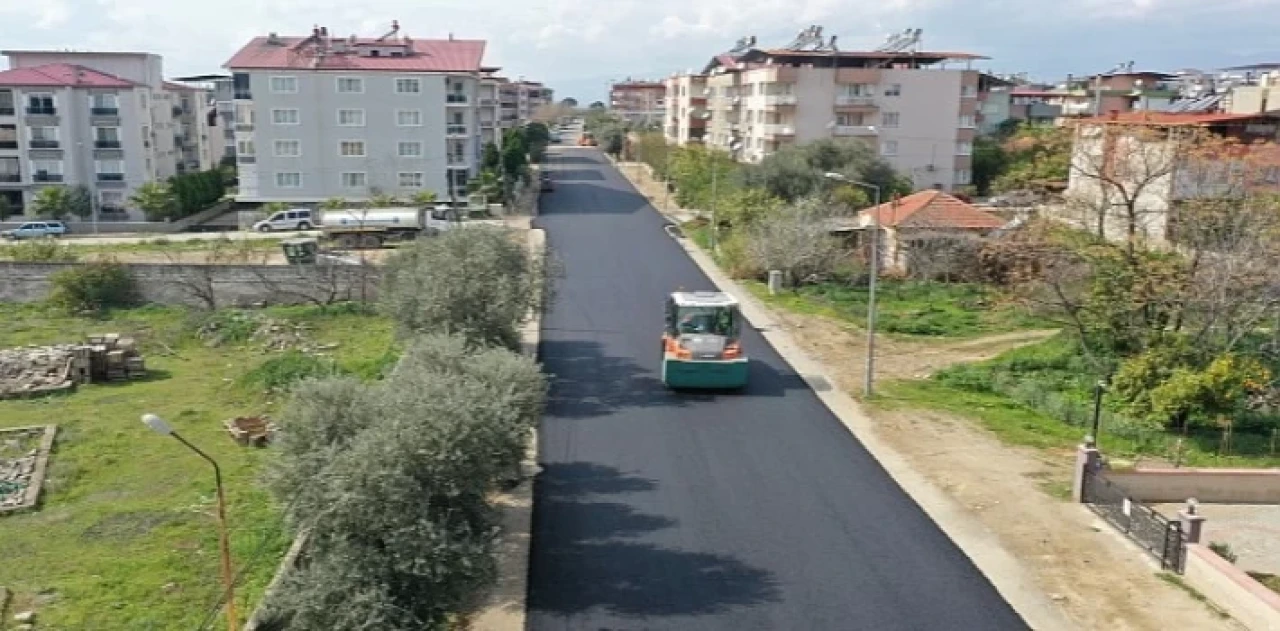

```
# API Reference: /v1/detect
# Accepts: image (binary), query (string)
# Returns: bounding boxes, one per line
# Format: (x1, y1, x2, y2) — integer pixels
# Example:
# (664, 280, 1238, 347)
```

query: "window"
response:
(94, 127, 120, 148)
(274, 140, 301, 157)
(336, 77, 364, 93)
(29, 126, 58, 142)
(339, 140, 366, 157)
(836, 113, 865, 126)
(396, 78, 421, 94)
(234, 103, 254, 126)
(956, 140, 973, 156)
(958, 114, 976, 129)
(955, 169, 972, 185)
(337, 109, 365, 126)
(272, 108, 300, 125)
(880, 140, 898, 156)
(90, 93, 118, 111)
(398, 172, 424, 188)
(100, 191, 125, 210)
(881, 112, 900, 128)
(397, 109, 422, 126)
(26, 93, 55, 114)
(341, 172, 367, 188)
(883, 83, 901, 97)
(275, 172, 302, 188)
(95, 159, 124, 175)
(398, 141, 423, 158)
(31, 159, 63, 181)
(961, 84, 977, 98)
(236, 139, 255, 156)
(270, 76, 298, 93)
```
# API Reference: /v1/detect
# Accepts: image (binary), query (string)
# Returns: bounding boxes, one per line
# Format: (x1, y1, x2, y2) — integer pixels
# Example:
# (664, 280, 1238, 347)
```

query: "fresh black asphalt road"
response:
(527, 148, 1029, 631)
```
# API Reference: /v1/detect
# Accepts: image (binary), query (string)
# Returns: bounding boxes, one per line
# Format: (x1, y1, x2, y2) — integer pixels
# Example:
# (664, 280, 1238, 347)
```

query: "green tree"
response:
(368, 193, 401, 207)
(67, 185, 92, 219)
(131, 182, 179, 221)
(597, 123, 626, 156)
(743, 138, 910, 203)
(319, 197, 348, 211)
(971, 136, 1009, 196)
(379, 226, 545, 350)
(0, 195, 13, 220)
(467, 170, 504, 203)
(410, 191, 438, 206)
(560, 97, 579, 108)
(991, 124, 1071, 193)
(481, 142, 502, 171)
(30, 186, 75, 220)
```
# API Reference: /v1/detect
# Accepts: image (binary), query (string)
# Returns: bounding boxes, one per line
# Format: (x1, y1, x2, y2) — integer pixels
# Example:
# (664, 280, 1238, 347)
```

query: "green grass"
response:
(0, 302, 395, 629)
(1248, 572, 1280, 596)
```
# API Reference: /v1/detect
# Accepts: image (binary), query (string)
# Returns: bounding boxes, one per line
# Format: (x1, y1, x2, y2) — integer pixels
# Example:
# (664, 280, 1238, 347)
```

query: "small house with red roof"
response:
(829, 190, 1007, 275)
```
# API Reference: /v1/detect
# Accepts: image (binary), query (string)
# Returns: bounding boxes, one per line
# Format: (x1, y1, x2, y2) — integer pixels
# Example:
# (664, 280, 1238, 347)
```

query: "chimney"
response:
(320, 26, 328, 37)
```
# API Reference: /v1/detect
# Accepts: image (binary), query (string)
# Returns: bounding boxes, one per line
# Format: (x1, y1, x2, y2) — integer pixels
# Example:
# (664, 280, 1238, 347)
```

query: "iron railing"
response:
(1082, 467, 1186, 572)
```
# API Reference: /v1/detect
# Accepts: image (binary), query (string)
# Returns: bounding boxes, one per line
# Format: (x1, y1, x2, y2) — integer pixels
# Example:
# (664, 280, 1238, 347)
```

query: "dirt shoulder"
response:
(765, 309, 1241, 630)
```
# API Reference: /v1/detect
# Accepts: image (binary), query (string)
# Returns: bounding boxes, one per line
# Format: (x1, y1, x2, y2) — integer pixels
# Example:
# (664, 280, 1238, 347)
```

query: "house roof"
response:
(223, 35, 486, 73)
(859, 190, 1006, 230)
(756, 49, 988, 61)
(0, 63, 136, 88)
(1077, 111, 1273, 126)
(163, 81, 201, 91)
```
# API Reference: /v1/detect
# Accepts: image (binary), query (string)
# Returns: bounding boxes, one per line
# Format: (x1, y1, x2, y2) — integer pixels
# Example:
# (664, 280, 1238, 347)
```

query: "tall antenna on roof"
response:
(377, 20, 400, 42)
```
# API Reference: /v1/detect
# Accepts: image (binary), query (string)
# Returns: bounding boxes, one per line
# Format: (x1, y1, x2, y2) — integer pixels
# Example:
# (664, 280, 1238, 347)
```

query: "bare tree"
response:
(742, 196, 848, 287)
(160, 237, 273, 309)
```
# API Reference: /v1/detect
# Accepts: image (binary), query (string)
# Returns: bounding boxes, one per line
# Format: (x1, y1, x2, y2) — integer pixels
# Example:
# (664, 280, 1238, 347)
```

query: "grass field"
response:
(0, 302, 395, 629)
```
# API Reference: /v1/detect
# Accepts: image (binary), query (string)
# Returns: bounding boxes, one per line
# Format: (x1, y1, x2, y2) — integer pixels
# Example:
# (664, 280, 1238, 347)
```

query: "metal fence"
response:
(1082, 465, 1187, 573)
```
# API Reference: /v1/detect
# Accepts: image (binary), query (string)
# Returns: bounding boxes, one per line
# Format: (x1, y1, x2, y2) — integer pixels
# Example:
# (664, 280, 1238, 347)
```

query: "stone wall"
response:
(0, 262, 380, 308)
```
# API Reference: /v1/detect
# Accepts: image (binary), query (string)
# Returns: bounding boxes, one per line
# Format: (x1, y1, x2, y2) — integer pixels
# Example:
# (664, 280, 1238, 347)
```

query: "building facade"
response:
(223, 23, 490, 203)
(696, 30, 983, 191)
(663, 73, 708, 145)
(610, 80, 666, 127)
(0, 51, 187, 218)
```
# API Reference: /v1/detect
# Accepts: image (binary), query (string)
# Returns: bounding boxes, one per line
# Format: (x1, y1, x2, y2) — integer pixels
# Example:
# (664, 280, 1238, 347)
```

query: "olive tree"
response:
(380, 226, 542, 350)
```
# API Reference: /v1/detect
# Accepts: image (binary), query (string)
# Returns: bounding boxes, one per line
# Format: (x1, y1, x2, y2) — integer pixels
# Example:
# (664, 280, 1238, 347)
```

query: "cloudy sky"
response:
(2, 0, 1277, 102)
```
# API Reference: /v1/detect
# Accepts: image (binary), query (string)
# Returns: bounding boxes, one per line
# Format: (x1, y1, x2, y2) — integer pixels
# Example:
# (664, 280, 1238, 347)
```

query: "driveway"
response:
(526, 147, 1028, 630)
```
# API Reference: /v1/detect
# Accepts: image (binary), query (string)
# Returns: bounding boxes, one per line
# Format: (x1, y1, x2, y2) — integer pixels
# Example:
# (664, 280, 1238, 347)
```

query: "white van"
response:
(252, 208, 314, 232)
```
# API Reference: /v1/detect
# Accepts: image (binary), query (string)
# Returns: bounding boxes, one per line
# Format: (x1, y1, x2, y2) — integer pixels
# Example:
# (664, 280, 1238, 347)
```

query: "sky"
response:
(2, 0, 1278, 103)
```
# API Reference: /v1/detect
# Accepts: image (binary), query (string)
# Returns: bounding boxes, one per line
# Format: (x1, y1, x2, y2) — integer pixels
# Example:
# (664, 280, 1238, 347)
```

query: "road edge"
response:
(468, 227, 546, 631)
(666, 228, 1073, 631)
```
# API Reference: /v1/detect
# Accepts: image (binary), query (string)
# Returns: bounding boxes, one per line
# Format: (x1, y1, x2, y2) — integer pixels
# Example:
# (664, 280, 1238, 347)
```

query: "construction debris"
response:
(0, 334, 147, 399)
(224, 416, 278, 447)
(1, 427, 47, 510)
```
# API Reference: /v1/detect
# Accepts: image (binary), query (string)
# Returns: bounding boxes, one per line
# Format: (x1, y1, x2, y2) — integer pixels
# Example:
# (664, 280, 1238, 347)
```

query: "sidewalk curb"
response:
(664, 221, 1073, 630)
(468, 227, 546, 631)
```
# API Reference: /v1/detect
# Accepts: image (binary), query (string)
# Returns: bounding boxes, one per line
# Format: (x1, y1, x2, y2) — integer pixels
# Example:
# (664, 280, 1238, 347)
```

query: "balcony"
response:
(446, 125, 468, 137)
(446, 94, 469, 105)
(91, 107, 119, 116)
(97, 173, 125, 182)
(762, 124, 795, 137)
(33, 173, 63, 182)
(0, 107, 13, 116)
(95, 140, 122, 149)
(835, 95, 877, 108)
(763, 94, 798, 108)
(479, 98, 496, 106)
(26, 107, 56, 116)
(479, 118, 495, 128)
(447, 154, 468, 167)
(0, 173, 20, 183)
(29, 140, 59, 149)
(833, 125, 878, 137)
(233, 91, 252, 100)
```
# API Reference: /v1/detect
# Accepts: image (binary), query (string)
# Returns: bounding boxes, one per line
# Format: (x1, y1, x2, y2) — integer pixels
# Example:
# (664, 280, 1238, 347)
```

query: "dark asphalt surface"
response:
(526, 148, 1029, 631)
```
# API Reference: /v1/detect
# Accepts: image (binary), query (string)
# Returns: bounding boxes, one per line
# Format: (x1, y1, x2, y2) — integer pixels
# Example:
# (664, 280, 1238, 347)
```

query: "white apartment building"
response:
(0, 50, 195, 218)
(223, 23, 491, 203)
(695, 28, 984, 191)
(663, 72, 709, 144)
(164, 81, 220, 173)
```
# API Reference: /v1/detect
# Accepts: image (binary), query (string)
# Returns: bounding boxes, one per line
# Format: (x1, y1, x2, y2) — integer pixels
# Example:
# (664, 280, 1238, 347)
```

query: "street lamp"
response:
(141, 413, 238, 631)
(1090, 380, 1108, 446)
(824, 172, 882, 397)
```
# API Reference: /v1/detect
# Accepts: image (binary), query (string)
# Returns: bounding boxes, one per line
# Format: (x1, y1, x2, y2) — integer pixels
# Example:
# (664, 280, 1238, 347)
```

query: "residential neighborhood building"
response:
(830, 189, 1006, 274)
(0, 50, 191, 218)
(663, 72, 708, 144)
(1064, 110, 1280, 245)
(163, 81, 220, 173)
(517, 80, 553, 121)
(223, 22, 492, 203)
(610, 79, 666, 127)
(695, 27, 984, 191)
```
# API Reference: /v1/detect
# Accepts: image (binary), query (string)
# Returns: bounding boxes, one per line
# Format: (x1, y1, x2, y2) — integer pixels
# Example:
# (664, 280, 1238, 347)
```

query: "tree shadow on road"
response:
(528, 461, 781, 621)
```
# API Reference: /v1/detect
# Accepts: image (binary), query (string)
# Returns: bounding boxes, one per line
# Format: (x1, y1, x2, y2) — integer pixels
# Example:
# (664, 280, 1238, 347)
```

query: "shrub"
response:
(238, 351, 342, 392)
(1209, 541, 1238, 564)
(6, 240, 79, 262)
(48, 261, 137, 314)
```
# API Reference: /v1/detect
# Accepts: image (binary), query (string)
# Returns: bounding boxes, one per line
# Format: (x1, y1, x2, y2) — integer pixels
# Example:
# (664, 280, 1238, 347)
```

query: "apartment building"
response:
(1065, 111, 1280, 245)
(697, 27, 984, 191)
(223, 22, 490, 203)
(610, 80, 666, 126)
(0, 50, 185, 218)
(517, 81, 553, 121)
(164, 81, 220, 173)
(663, 72, 708, 144)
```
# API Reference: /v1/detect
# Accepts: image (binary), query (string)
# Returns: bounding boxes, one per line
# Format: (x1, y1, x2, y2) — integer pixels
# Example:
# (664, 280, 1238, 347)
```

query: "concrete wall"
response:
(1183, 544, 1280, 631)
(0, 261, 379, 307)
(1106, 468, 1280, 504)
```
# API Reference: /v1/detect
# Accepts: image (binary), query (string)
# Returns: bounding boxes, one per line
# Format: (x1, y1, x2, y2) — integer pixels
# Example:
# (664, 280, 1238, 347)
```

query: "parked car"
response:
(1, 221, 68, 240)
(540, 172, 555, 192)
(251, 208, 315, 232)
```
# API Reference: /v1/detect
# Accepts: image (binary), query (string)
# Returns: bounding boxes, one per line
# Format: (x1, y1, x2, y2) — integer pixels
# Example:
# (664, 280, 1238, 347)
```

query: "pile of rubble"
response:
(0, 334, 147, 399)
(196, 312, 337, 354)
(0, 428, 42, 509)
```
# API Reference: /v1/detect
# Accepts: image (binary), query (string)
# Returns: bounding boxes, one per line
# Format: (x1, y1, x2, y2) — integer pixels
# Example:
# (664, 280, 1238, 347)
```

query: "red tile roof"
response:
(224, 36, 486, 73)
(1078, 111, 1272, 126)
(0, 63, 136, 88)
(860, 190, 1005, 230)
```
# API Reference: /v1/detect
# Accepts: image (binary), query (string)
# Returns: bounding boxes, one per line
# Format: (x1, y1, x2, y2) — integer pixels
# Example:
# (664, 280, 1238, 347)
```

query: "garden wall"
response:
(1106, 468, 1280, 504)
(0, 262, 380, 308)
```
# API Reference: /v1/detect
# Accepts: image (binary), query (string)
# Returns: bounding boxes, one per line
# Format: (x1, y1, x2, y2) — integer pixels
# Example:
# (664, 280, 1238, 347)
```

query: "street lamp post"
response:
(141, 414, 238, 631)
(1090, 380, 1107, 446)
(824, 172, 881, 397)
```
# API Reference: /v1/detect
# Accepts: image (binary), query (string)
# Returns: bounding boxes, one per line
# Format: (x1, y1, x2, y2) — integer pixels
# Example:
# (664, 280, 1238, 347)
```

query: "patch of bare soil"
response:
(768, 309, 1242, 631)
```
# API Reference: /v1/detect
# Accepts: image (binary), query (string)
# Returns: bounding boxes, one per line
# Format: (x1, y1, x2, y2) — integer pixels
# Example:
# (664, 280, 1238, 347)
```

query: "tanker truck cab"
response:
(661, 291, 749, 391)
